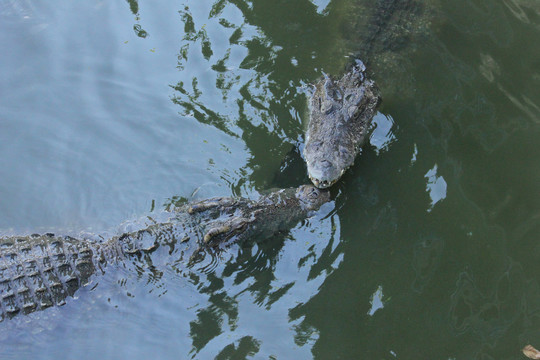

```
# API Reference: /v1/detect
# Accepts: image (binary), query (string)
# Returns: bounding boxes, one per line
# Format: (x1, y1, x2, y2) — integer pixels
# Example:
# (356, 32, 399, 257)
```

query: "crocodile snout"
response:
(306, 159, 343, 189)
(296, 184, 331, 210)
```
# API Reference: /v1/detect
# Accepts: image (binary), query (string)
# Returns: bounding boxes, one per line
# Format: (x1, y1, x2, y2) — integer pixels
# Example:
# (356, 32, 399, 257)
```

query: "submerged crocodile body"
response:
(304, 60, 381, 188)
(344, 0, 438, 99)
(0, 185, 329, 321)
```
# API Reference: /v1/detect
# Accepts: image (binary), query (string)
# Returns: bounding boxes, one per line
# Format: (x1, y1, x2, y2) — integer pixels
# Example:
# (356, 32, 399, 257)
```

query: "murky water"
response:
(1, 0, 539, 359)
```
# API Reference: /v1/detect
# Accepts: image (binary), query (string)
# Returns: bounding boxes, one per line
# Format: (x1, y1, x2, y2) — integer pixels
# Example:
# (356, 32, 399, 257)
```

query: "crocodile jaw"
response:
(306, 161, 345, 189)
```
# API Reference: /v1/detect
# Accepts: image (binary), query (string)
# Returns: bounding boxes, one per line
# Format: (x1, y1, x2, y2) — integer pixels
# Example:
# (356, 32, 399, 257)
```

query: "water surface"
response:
(1, 0, 540, 359)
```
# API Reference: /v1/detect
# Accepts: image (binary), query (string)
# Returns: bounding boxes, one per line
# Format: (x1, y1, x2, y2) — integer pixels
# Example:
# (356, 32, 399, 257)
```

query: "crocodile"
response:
(304, 60, 381, 188)
(0, 185, 329, 321)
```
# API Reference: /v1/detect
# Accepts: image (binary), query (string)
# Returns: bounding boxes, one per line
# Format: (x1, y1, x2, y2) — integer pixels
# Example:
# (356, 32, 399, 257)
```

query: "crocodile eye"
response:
(308, 187, 319, 200)
(324, 103, 334, 114)
(348, 106, 361, 118)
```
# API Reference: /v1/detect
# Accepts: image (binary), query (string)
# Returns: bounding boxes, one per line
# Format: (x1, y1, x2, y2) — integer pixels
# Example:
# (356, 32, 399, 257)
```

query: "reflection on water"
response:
(170, 0, 355, 191)
(1, 0, 540, 358)
(367, 285, 385, 316)
(126, 0, 149, 39)
(425, 164, 447, 211)
(370, 113, 397, 154)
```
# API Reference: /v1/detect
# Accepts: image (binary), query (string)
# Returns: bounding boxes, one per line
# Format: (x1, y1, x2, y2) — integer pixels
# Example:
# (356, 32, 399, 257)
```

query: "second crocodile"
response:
(0, 185, 329, 321)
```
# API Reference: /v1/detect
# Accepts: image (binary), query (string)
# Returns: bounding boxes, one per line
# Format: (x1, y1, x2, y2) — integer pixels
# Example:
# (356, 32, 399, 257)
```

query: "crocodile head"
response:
(304, 60, 381, 188)
(188, 185, 330, 247)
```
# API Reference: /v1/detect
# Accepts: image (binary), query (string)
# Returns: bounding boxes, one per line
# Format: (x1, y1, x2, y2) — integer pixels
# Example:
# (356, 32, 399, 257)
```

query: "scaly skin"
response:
(0, 185, 329, 321)
(305, 60, 381, 188)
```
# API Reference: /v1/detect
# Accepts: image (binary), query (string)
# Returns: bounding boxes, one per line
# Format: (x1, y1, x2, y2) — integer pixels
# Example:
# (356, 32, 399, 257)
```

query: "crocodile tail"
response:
(0, 234, 121, 321)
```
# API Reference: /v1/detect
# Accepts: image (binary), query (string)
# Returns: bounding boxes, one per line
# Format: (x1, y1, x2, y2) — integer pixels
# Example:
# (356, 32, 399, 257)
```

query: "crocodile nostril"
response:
(309, 187, 321, 198)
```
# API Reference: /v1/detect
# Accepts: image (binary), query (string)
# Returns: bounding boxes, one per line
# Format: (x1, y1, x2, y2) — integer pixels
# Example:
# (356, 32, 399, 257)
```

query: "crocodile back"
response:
(0, 234, 118, 321)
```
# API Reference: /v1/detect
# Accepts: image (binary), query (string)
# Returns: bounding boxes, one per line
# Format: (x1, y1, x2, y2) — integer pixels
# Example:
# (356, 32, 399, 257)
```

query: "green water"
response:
(1, 0, 539, 359)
